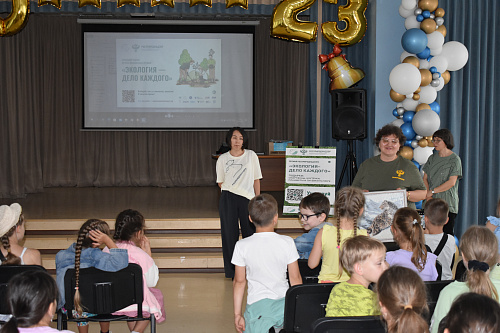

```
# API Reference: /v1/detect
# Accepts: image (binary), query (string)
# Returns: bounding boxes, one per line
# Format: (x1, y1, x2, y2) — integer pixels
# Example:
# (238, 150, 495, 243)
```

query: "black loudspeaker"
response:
(331, 88, 366, 140)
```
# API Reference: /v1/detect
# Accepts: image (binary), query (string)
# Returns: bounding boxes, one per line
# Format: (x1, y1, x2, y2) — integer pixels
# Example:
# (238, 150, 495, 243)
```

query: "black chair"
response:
(310, 316, 385, 333)
(298, 259, 322, 284)
(0, 265, 47, 315)
(57, 263, 156, 333)
(283, 283, 337, 333)
(425, 279, 453, 320)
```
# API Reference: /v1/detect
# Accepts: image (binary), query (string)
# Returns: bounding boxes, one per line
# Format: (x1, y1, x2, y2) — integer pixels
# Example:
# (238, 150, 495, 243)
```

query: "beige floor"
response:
(53, 273, 238, 333)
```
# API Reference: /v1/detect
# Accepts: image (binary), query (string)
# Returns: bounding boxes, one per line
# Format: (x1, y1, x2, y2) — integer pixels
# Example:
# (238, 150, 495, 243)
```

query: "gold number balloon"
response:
(322, 0, 368, 46)
(190, 0, 211, 7)
(117, 0, 140, 7)
(38, 0, 61, 9)
(0, 0, 29, 36)
(226, 0, 247, 9)
(271, 0, 318, 42)
(151, 0, 174, 7)
(79, 0, 101, 8)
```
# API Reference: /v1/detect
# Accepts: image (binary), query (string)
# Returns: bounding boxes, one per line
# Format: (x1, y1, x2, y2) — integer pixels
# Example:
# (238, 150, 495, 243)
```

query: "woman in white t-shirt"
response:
(216, 127, 262, 279)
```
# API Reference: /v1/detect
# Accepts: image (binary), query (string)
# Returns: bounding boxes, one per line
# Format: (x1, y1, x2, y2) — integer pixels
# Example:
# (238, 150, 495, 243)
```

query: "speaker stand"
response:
(338, 140, 358, 187)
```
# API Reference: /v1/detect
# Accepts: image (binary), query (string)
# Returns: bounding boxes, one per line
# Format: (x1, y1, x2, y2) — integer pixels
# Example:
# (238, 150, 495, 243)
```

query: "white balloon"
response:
(419, 163, 426, 178)
(405, 15, 421, 30)
(389, 63, 422, 95)
(419, 85, 438, 104)
(399, 4, 414, 18)
(400, 51, 415, 63)
(415, 135, 423, 140)
(429, 46, 443, 56)
(401, 0, 417, 10)
(391, 118, 405, 127)
(435, 17, 444, 26)
(411, 140, 419, 148)
(397, 102, 404, 108)
(413, 146, 434, 165)
(412, 109, 441, 137)
(427, 31, 445, 50)
(441, 41, 469, 71)
(435, 77, 445, 91)
(429, 55, 449, 73)
(419, 59, 430, 69)
(402, 98, 419, 111)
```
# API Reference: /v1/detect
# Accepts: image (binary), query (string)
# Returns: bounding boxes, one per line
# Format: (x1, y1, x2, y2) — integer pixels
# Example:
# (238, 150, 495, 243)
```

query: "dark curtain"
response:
(0, 15, 307, 198)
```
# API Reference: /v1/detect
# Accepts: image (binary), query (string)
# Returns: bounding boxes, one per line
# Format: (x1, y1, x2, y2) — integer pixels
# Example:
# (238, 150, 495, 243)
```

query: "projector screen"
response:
(81, 22, 255, 130)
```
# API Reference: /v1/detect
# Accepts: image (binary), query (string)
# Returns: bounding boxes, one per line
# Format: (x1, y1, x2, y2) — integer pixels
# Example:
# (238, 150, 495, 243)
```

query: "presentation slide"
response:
(82, 25, 254, 130)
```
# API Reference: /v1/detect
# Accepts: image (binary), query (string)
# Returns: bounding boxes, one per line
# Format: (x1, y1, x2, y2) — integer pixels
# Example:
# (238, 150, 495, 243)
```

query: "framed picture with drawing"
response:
(358, 190, 407, 242)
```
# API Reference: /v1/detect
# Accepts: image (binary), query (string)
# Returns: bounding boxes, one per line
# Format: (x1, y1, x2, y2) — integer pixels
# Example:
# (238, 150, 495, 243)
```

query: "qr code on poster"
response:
(286, 189, 304, 203)
(122, 90, 135, 103)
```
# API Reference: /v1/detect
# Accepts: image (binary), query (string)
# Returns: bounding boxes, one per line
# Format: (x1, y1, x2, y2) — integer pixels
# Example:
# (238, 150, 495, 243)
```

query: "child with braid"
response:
(56, 219, 128, 333)
(386, 207, 438, 281)
(308, 187, 367, 283)
(105, 209, 165, 333)
(0, 203, 41, 266)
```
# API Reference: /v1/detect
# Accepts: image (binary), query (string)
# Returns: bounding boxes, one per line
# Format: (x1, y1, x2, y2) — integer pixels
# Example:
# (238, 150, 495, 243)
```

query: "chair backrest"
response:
(297, 259, 322, 284)
(63, 263, 144, 316)
(425, 279, 453, 319)
(0, 265, 47, 314)
(283, 283, 337, 333)
(311, 316, 386, 333)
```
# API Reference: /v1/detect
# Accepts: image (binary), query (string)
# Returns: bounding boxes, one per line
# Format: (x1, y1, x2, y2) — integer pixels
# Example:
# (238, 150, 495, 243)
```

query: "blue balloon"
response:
(416, 14, 424, 22)
(405, 140, 413, 147)
(403, 111, 416, 123)
(401, 122, 416, 140)
(429, 66, 437, 74)
(429, 101, 440, 114)
(401, 29, 428, 54)
(422, 10, 431, 18)
(415, 200, 423, 210)
(393, 108, 399, 117)
(427, 55, 434, 61)
(412, 160, 421, 169)
(417, 47, 431, 59)
(454, 235, 459, 247)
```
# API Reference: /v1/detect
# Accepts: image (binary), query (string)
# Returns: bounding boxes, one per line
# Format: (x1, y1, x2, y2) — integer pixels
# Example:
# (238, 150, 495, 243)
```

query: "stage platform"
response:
(0, 186, 301, 272)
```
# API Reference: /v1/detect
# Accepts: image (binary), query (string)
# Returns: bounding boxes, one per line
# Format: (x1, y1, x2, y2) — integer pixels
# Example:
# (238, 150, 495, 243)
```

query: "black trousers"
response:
(443, 212, 457, 236)
(219, 190, 255, 278)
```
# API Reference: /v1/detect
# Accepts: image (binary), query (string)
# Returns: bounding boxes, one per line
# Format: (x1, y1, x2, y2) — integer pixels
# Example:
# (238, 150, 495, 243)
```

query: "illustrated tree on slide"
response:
(178, 49, 194, 84)
(199, 49, 217, 83)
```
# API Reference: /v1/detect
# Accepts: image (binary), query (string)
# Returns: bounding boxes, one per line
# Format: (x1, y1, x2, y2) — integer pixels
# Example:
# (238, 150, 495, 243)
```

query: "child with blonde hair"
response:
(56, 219, 129, 333)
(431, 226, 500, 333)
(0, 203, 41, 266)
(377, 265, 430, 333)
(387, 207, 438, 281)
(325, 235, 388, 317)
(309, 186, 367, 283)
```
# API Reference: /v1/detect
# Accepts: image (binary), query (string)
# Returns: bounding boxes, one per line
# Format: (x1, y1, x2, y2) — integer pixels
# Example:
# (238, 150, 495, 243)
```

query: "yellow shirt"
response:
(318, 225, 367, 282)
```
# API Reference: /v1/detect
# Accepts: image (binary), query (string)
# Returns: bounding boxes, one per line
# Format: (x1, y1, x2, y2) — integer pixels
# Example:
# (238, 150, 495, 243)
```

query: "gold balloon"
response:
(0, 0, 29, 36)
(442, 70, 451, 84)
(434, 8, 445, 17)
(322, 0, 368, 46)
(151, 0, 174, 7)
(418, 0, 438, 12)
(271, 0, 318, 42)
(79, 0, 100, 7)
(327, 56, 365, 90)
(420, 69, 432, 87)
(390, 89, 406, 103)
(190, 0, 211, 7)
(415, 103, 430, 112)
(226, 0, 247, 8)
(399, 146, 414, 160)
(427, 137, 434, 147)
(418, 138, 428, 148)
(437, 25, 447, 37)
(38, 0, 61, 9)
(403, 56, 420, 68)
(413, 93, 420, 101)
(420, 18, 437, 34)
(415, 87, 421, 94)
